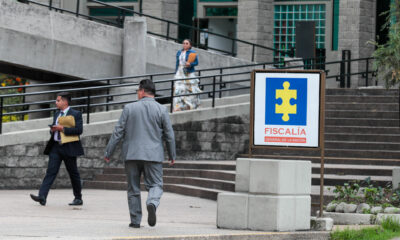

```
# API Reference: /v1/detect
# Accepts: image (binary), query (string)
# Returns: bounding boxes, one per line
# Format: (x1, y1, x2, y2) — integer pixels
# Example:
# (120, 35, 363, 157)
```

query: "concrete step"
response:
(325, 125, 400, 134)
(326, 89, 399, 96)
(103, 162, 236, 175)
(259, 148, 400, 160)
(96, 169, 236, 182)
(325, 110, 399, 119)
(325, 133, 400, 142)
(325, 118, 399, 127)
(313, 163, 394, 176)
(326, 103, 399, 111)
(325, 95, 399, 103)
(241, 154, 400, 166)
(326, 148, 400, 159)
(312, 174, 391, 187)
(325, 140, 400, 151)
(164, 184, 228, 201)
(164, 176, 235, 191)
(163, 168, 235, 181)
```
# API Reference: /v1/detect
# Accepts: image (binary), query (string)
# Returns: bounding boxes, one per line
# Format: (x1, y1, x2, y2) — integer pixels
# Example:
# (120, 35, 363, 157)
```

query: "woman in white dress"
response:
(173, 39, 202, 112)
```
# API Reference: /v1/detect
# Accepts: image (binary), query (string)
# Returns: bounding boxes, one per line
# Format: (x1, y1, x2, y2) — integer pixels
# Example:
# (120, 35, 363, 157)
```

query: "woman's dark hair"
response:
(183, 39, 192, 49)
(58, 92, 72, 105)
(139, 79, 156, 96)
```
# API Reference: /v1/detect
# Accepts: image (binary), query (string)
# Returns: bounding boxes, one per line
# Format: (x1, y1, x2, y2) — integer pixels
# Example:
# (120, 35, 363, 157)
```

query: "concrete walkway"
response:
(0, 189, 329, 240)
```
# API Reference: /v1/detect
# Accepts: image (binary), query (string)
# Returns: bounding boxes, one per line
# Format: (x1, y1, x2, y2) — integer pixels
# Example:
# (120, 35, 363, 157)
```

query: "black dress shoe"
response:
(30, 194, 46, 206)
(147, 204, 156, 227)
(129, 223, 140, 228)
(68, 198, 83, 206)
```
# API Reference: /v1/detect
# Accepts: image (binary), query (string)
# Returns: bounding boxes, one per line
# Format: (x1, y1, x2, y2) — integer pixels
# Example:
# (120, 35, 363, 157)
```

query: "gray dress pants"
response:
(124, 160, 163, 225)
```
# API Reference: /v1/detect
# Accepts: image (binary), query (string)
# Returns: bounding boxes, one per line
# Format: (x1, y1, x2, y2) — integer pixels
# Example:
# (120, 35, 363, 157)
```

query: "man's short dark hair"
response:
(58, 92, 72, 105)
(139, 79, 156, 96)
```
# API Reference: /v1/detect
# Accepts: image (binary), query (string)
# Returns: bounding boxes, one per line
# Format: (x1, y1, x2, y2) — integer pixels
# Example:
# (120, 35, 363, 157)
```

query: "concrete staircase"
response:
(84, 88, 399, 214)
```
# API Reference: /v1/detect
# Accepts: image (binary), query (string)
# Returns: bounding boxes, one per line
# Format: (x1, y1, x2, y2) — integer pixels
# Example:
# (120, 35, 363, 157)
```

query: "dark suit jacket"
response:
(44, 108, 84, 157)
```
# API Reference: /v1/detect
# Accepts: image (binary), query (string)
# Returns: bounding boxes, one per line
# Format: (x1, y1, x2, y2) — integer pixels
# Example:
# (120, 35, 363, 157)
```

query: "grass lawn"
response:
(331, 218, 400, 240)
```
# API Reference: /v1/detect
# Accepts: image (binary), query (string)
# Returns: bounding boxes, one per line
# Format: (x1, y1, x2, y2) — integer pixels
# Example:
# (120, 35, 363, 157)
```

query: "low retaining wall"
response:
(0, 115, 250, 189)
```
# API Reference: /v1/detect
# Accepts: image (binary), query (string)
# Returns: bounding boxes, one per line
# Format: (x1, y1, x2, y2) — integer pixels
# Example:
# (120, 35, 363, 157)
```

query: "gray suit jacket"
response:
(105, 97, 176, 162)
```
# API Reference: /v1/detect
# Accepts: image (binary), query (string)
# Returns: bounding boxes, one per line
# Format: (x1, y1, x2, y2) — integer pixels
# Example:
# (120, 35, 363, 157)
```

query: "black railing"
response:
(0, 55, 381, 134)
(21, 0, 291, 62)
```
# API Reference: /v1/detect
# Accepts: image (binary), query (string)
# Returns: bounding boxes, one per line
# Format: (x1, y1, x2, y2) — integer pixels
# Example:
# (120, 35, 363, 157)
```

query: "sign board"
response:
(250, 70, 325, 149)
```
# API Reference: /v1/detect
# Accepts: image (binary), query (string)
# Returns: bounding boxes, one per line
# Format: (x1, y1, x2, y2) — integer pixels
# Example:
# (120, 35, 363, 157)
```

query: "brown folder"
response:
(58, 116, 79, 144)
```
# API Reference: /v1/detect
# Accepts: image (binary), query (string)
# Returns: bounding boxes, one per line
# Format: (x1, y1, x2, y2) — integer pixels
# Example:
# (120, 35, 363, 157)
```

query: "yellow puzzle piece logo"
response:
(275, 81, 297, 122)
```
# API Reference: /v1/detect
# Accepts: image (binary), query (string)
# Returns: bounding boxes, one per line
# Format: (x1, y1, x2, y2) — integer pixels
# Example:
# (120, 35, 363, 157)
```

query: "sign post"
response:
(249, 69, 326, 217)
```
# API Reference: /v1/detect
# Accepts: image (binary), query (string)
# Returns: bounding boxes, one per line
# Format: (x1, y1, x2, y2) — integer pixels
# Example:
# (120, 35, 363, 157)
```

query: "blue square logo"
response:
(265, 77, 307, 125)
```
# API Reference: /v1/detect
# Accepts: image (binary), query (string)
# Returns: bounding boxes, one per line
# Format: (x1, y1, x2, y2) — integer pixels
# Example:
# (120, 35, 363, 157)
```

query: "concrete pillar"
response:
(218, 158, 311, 232)
(111, 16, 147, 106)
(123, 16, 147, 77)
(393, 168, 400, 189)
(236, 0, 274, 63)
(142, 0, 178, 40)
(338, 0, 376, 87)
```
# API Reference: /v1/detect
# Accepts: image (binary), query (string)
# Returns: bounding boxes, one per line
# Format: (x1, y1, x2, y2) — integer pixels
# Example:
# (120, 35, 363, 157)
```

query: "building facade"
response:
(44, 0, 390, 87)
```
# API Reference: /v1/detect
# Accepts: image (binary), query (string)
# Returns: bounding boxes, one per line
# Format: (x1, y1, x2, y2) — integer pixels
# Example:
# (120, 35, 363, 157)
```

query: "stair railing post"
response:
(166, 22, 170, 41)
(339, 50, 345, 88)
(346, 50, 351, 88)
(86, 90, 91, 124)
(49, 0, 53, 10)
(231, 39, 235, 56)
(212, 76, 216, 108)
(106, 80, 110, 112)
(76, 0, 80, 17)
(170, 80, 174, 113)
(219, 69, 223, 98)
(251, 44, 255, 62)
(365, 58, 369, 87)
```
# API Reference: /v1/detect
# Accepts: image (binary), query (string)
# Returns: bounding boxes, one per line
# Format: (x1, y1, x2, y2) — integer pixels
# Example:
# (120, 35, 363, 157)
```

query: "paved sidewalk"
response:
(0, 189, 329, 240)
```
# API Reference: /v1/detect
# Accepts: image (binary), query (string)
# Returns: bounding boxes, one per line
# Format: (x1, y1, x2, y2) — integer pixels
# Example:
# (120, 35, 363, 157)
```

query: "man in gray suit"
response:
(104, 79, 176, 228)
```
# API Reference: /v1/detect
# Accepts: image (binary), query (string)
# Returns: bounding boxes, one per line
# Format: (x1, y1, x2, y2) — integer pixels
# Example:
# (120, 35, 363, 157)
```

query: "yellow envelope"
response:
(187, 52, 197, 63)
(58, 115, 79, 144)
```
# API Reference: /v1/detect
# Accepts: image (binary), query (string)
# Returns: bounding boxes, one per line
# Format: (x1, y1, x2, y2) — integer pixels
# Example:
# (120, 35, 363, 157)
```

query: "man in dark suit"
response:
(30, 92, 84, 206)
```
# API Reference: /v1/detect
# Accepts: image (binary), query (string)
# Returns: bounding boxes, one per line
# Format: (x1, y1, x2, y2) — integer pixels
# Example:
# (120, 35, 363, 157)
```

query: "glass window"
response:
(204, 7, 238, 16)
(273, 3, 326, 63)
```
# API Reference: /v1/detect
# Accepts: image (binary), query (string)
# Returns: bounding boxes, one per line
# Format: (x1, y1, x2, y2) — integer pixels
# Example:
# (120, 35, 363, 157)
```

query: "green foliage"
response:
(370, 0, 400, 88)
(333, 181, 362, 203)
(331, 177, 400, 207)
(381, 217, 400, 232)
(331, 218, 400, 240)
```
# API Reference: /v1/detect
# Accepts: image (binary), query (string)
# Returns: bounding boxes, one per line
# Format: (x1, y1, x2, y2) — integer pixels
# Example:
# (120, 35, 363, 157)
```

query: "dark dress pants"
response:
(39, 143, 82, 200)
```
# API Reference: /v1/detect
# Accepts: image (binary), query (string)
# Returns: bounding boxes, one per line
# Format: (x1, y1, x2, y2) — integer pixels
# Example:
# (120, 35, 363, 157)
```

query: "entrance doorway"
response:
(376, 0, 391, 45)
(178, 0, 194, 42)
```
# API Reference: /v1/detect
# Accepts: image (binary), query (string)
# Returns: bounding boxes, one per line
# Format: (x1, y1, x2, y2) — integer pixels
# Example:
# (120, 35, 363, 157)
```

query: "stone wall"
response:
(0, 135, 123, 190)
(339, 0, 376, 87)
(0, 115, 250, 189)
(142, 0, 178, 40)
(236, 0, 274, 63)
(174, 115, 250, 160)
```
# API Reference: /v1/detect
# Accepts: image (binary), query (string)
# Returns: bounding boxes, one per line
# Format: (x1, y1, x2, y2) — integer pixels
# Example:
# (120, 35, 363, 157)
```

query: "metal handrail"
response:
(0, 60, 289, 92)
(23, 0, 291, 61)
(0, 55, 380, 133)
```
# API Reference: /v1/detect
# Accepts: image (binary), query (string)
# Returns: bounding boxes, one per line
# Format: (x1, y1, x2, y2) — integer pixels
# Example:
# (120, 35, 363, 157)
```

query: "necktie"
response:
(57, 112, 64, 141)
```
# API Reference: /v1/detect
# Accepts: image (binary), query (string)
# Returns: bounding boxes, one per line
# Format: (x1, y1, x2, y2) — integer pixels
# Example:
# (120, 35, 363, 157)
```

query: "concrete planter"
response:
(321, 212, 375, 225)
